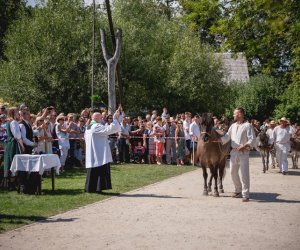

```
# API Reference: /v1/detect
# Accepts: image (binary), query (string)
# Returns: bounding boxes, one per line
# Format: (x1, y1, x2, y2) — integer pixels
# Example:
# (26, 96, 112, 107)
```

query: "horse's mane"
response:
(200, 113, 218, 141)
(201, 113, 214, 127)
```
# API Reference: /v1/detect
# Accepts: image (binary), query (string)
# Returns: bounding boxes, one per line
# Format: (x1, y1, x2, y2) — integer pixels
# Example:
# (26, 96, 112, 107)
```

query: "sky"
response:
(27, 0, 105, 6)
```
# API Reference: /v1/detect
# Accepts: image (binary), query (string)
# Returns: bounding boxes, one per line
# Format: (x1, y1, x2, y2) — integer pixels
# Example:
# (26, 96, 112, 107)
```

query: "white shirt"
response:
(55, 123, 70, 149)
(19, 120, 38, 146)
(266, 127, 275, 144)
(10, 120, 22, 140)
(119, 123, 130, 138)
(183, 120, 190, 140)
(272, 126, 292, 152)
(85, 118, 121, 168)
(189, 121, 200, 141)
(221, 121, 256, 151)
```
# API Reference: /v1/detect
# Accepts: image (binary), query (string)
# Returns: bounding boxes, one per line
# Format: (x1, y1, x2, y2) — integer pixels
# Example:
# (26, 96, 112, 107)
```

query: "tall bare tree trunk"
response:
(100, 28, 122, 114)
(105, 0, 123, 105)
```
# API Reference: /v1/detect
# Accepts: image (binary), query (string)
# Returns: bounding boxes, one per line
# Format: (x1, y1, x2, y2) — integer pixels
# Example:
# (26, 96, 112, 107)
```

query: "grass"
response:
(0, 164, 196, 233)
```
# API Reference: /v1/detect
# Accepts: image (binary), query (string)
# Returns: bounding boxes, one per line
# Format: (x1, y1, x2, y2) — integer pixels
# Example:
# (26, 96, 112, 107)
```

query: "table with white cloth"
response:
(10, 154, 61, 194)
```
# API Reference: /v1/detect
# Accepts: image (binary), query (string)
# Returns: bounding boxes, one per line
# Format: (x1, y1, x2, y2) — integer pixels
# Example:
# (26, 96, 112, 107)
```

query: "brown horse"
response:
(196, 113, 230, 197)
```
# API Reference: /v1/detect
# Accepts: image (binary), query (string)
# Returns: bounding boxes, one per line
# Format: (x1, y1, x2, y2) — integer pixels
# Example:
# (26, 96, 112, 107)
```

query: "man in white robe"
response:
(272, 117, 292, 175)
(221, 108, 256, 202)
(84, 110, 122, 193)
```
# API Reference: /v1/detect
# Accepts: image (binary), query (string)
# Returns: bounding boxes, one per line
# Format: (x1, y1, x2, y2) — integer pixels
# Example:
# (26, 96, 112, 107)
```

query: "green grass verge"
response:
(0, 164, 196, 233)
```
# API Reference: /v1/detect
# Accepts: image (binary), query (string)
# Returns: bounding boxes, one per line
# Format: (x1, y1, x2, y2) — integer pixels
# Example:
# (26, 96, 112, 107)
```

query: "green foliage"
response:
(180, 0, 223, 47)
(273, 82, 300, 123)
(114, 0, 227, 115)
(0, 0, 27, 59)
(211, 0, 293, 77)
(0, 0, 106, 113)
(0, 164, 196, 233)
(168, 31, 228, 114)
(228, 75, 283, 121)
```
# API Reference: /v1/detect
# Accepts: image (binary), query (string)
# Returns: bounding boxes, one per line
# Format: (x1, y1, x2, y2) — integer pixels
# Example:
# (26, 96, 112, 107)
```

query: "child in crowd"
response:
(133, 141, 145, 163)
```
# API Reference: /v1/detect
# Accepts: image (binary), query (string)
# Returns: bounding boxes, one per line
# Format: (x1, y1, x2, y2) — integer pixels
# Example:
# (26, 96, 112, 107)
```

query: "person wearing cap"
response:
(272, 117, 293, 175)
(84, 108, 122, 193)
(220, 107, 256, 202)
(266, 120, 277, 168)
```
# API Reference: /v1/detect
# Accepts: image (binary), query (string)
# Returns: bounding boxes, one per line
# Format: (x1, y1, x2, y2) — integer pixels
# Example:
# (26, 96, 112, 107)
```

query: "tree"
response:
(180, 0, 223, 47)
(0, 0, 27, 59)
(212, 0, 293, 77)
(0, 0, 106, 113)
(100, 28, 122, 114)
(167, 30, 228, 115)
(273, 82, 300, 124)
(113, 0, 227, 115)
(227, 75, 283, 121)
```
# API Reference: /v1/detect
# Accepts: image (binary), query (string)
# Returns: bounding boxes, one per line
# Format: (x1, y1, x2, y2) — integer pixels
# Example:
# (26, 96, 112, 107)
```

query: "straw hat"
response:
(279, 117, 288, 122)
(56, 115, 65, 123)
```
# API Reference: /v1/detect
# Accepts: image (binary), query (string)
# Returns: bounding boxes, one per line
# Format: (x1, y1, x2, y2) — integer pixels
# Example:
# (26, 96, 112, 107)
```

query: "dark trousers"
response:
(118, 138, 129, 163)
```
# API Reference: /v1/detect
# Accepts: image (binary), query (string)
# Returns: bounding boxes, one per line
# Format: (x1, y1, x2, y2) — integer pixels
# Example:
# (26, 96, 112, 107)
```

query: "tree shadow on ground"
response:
(40, 217, 78, 223)
(99, 191, 184, 199)
(0, 214, 47, 233)
(250, 192, 300, 203)
(0, 214, 46, 223)
(286, 170, 300, 176)
(42, 189, 84, 196)
(0, 214, 79, 233)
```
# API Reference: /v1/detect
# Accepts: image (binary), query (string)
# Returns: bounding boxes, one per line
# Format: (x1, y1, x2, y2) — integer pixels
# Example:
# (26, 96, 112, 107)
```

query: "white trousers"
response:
(275, 145, 288, 172)
(60, 146, 69, 166)
(230, 151, 250, 198)
(269, 150, 276, 166)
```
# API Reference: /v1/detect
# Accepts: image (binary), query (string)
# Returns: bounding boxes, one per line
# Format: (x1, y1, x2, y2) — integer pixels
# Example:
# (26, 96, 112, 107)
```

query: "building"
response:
(216, 53, 250, 83)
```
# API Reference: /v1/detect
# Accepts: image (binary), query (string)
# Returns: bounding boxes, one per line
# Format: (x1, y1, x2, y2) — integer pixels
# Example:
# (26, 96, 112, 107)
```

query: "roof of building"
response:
(216, 53, 250, 83)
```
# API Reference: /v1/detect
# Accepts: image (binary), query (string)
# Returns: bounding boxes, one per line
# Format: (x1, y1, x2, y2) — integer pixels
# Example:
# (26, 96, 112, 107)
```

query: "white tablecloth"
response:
(10, 154, 61, 175)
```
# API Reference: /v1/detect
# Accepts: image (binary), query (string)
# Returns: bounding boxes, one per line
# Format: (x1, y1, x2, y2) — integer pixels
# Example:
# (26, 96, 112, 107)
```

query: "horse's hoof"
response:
(213, 192, 219, 197)
(219, 189, 224, 193)
(203, 191, 208, 196)
(207, 187, 212, 192)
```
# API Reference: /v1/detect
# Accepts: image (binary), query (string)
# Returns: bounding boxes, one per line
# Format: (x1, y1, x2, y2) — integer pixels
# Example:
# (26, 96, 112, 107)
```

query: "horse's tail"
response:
(222, 165, 226, 180)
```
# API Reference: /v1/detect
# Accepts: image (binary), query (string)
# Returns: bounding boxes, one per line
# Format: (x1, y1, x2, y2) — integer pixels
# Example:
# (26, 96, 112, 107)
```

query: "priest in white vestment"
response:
(84, 110, 122, 193)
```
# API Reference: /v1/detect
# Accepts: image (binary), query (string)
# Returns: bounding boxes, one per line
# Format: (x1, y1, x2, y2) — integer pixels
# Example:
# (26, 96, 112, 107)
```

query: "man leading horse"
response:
(220, 107, 256, 202)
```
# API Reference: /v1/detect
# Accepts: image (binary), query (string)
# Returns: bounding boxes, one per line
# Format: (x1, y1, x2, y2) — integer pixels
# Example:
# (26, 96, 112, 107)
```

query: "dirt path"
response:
(1, 154, 300, 250)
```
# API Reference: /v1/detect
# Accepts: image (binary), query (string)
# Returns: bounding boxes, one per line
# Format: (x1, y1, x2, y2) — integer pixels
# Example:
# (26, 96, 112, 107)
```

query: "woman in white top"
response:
(55, 115, 71, 171)
(3, 107, 25, 188)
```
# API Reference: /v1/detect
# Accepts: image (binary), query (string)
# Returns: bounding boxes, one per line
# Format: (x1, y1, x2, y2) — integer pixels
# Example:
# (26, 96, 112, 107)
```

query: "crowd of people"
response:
(0, 103, 299, 193)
